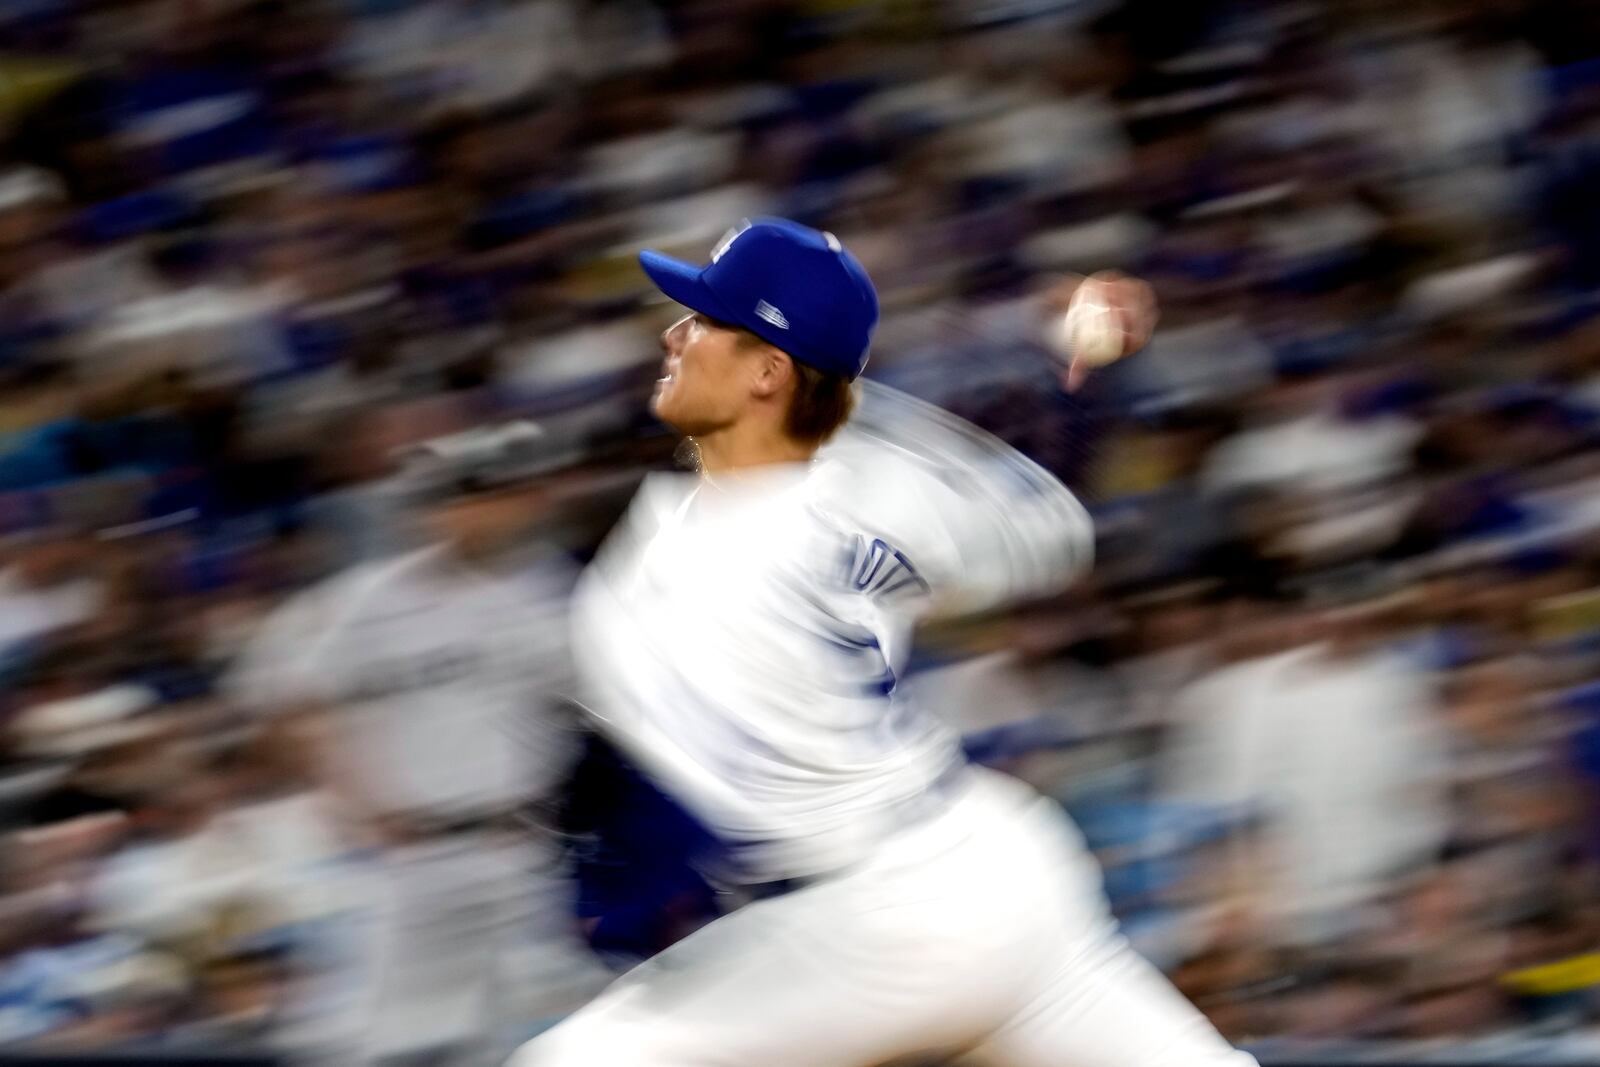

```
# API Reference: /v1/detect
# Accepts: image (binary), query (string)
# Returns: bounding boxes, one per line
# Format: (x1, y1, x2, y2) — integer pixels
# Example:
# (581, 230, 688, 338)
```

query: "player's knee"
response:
(504, 1028, 578, 1067)
(504, 1016, 650, 1067)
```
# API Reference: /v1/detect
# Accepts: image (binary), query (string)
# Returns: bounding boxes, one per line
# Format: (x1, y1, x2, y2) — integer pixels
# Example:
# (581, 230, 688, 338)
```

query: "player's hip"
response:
(731, 764, 1104, 905)
(752, 768, 1110, 979)
(506, 771, 1118, 1067)
(857, 766, 1106, 913)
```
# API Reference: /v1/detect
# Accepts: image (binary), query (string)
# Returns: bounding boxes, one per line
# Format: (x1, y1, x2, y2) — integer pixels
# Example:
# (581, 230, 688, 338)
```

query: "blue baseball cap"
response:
(639, 217, 880, 380)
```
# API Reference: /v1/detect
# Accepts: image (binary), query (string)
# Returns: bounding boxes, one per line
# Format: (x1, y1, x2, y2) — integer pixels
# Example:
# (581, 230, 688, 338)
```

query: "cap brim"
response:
(639, 250, 739, 322)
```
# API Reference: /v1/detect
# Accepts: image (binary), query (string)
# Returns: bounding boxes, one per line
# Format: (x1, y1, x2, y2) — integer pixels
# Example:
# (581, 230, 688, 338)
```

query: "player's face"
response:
(652, 313, 756, 436)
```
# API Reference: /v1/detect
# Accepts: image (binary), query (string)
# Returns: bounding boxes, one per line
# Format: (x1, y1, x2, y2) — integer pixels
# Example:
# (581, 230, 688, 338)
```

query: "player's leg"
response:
(959, 805, 1257, 1067)
(504, 780, 1064, 1067)
(504, 878, 994, 1067)
(963, 922, 1257, 1067)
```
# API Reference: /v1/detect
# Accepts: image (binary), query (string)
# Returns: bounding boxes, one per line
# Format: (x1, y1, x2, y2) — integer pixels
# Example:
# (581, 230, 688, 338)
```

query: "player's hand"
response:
(1040, 271, 1159, 392)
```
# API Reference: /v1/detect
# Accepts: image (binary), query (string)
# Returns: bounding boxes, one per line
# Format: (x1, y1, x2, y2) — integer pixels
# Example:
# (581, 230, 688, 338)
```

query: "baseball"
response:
(1051, 278, 1133, 367)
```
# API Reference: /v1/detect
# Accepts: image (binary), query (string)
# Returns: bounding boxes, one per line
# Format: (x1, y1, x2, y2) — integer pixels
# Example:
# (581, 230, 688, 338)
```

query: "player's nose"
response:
(661, 315, 690, 354)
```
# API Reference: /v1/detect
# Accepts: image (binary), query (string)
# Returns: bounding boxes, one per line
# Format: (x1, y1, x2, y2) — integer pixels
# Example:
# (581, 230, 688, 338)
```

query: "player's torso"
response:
(573, 468, 960, 879)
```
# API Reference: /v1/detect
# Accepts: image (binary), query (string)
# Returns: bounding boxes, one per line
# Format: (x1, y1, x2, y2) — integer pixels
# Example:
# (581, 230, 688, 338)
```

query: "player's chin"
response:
(653, 397, 718, 440)
(650, 381, 675, 420)
(651, 383, 689, 431)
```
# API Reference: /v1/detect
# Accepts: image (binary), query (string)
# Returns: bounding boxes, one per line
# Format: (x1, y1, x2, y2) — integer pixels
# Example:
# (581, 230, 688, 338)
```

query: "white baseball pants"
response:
(505, 769, 1258, 1067)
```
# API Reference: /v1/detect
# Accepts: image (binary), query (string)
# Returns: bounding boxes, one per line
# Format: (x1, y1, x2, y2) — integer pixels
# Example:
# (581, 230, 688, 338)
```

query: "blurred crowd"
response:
(3, 0, 1600, 1059)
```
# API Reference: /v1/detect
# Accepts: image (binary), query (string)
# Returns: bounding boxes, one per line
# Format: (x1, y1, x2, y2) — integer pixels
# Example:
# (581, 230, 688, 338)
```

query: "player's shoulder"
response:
(602, 471, 695, 550)
(809, 431, 955, 548)
(633, 471, 697, 521)
(578, 471, 692, 583)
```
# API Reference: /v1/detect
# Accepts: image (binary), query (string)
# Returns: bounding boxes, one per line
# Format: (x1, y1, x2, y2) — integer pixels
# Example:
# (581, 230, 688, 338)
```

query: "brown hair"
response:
(729, 325, 855, 445)
(784, 358, 855, 445)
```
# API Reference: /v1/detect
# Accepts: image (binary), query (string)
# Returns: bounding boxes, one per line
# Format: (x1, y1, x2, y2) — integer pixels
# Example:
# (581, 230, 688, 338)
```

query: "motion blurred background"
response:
(2, 0, 1600, 1062)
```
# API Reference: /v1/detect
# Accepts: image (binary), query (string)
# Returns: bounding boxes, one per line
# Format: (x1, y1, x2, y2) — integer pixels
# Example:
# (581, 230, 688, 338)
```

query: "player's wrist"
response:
(1036, 271, 1159, 392)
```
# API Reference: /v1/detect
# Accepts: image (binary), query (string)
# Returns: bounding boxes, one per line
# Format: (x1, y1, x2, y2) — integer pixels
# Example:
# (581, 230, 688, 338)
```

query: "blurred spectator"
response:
(226, 422, 613, 1066)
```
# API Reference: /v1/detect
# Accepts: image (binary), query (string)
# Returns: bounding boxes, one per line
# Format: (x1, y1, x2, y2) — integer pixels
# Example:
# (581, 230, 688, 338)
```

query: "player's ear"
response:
(748, 344, 794, 401)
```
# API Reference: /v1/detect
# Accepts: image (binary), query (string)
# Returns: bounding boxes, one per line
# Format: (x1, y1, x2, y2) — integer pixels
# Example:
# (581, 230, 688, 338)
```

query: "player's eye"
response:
(692, 313, 735, 333)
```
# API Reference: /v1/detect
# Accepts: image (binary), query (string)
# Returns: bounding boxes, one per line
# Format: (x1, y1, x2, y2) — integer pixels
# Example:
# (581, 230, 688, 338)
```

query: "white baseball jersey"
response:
(571, 381, 1093, 881)
(232, 545, 581, 818)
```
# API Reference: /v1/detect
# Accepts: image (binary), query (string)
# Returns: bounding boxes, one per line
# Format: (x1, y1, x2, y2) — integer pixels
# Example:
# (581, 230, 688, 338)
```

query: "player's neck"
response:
(691, 419, 816, 479)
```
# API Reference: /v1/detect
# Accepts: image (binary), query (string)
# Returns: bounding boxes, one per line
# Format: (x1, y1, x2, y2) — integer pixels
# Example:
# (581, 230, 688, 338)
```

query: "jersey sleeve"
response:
(816, 380, 1094, 616)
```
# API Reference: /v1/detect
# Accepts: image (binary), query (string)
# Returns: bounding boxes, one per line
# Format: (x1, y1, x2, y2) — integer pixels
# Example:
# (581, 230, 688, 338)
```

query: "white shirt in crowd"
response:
(232, 545, 581, 819)
(1163, 643, 1450, 943)
(0, 566, 102, 655)
(1202, 409, 1421, 498)
(88, 794, 349, 945)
